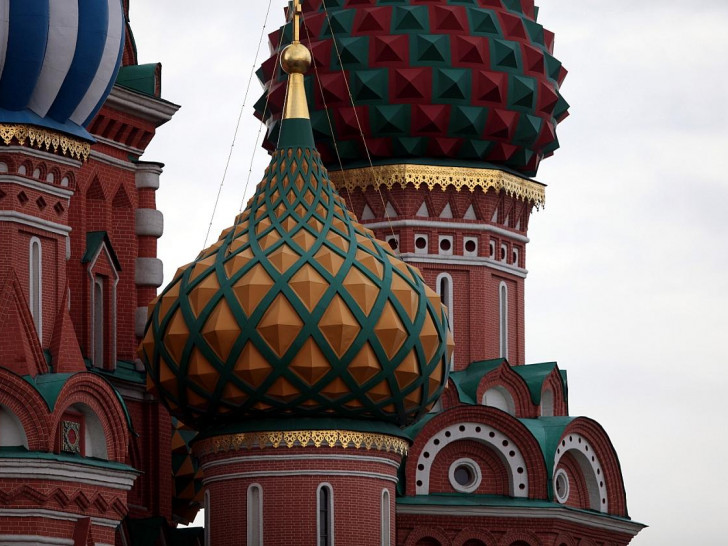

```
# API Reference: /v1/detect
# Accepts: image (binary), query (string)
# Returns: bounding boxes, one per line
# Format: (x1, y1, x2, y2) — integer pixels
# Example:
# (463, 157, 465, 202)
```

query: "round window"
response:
(448, 458, 482, 493)
(415, 236, 427, 250)
(387, 237, 398, 250)
(440, 238, 452, 252)
(554, 468, 570, 503)
(464, 239, 477, 253)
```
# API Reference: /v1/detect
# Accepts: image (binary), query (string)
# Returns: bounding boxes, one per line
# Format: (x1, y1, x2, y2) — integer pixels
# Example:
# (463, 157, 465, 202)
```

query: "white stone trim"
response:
(499, 281, 508, 359)
(0, 146, 82, 168)
(415, 422, 528, 497)
(135, 163, 163, 190)
(89, 150, 137, 172)
(0, 509, 120, 529)
(316, 483, 334, 546)
(554, 433, 608, 513)
(0, 460, 137, 490)
(93, 135, 144, 156)
(448, 458, 482, 493)
(362, 219, 529, 243)
(400, 253, 528, 279)
(554, 468, 570, 504)
(0, 536, 74, 545)
(247, 483, 263, 546)
(135, 257, 164, 287)
(29, 237, 43, 341)
(0, 211, 71, 236)
(135, 307, 149, 338)
(87, 243, 120, 371)
(0, 175, 74, 199)
(203, 469, 398, 486)
(106, 86, 180, 125)
(135, 209, 164, 237)
(395, 505, 644, 536)
(201, 453, 400, 472)
(381, 489, 391, 546)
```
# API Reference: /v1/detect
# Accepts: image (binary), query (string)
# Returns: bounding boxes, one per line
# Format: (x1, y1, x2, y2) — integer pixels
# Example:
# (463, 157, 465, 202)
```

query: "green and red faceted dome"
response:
(140, 119, 452, 432)
(255, 0, 568, 177)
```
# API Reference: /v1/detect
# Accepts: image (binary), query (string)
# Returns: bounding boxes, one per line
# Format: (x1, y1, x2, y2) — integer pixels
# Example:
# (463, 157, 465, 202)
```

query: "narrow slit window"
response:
(248, 484, 262, 545)
(93, 277, 104, 368)
(29, 238, 42, 339)
(499, 282, 508, 359)
(318, 484, 333, 546)
(381, 489, 391, 546)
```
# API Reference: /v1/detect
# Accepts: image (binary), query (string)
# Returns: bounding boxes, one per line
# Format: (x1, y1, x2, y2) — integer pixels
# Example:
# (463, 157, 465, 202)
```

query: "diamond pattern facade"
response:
(142, 133, 451, 430)
(255, 0, 569, 177)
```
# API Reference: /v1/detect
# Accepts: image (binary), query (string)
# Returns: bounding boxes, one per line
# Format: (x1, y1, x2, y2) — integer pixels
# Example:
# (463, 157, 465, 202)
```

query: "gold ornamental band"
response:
(195, 429, 409, 458)
(328, 164, 546, 208)
(0, 123, 91, 161)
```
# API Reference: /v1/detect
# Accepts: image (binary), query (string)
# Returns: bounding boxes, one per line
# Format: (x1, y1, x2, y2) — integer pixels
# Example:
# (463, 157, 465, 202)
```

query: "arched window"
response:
(317, 483, 333, 546)
(499, 282, 508, 359)
(0, 406, 28, 448)
(381, 489, 391, 546)
(248, 484, 263, 546)
(93, 277, 105, 368)
(204, 490, 211, 546)
(482, 386, 516, 415)
(436, 273, 455, 368)
(29, 237, 42, 340)
(541, 388, 554, 417)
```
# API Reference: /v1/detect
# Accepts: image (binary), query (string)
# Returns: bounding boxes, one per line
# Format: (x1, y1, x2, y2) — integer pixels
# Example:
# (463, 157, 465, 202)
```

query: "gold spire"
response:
(281, 0, 312, 120)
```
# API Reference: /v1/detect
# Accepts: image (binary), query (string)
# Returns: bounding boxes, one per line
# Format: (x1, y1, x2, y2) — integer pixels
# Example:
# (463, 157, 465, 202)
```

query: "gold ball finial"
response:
(280, 43, 312, 75)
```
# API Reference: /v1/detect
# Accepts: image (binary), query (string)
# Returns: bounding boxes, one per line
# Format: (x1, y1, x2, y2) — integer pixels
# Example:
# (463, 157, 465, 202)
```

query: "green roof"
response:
(0, 446, 139, 473)
(82, 231, 122, 271)
(512, 362, 561, 405)
(449, 358, 505, 404)
(116, 63, 160, 97)
(23, 373, 74, 411)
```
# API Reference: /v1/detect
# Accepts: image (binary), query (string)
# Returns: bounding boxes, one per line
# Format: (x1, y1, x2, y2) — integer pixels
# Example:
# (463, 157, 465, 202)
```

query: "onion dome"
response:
(171, 418, 204, 525)
(140, 27, 452, 432)
(0, 0, 125, 145)
(255, 0, 568, 177)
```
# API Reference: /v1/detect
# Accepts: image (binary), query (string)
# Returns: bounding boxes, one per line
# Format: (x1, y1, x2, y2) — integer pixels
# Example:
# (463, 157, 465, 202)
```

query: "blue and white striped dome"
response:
(0, 0, 125, 140)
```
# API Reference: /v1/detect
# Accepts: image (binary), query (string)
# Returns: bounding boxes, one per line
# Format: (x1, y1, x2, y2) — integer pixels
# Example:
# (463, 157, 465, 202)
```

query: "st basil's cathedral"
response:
(0, 1, 645, 545)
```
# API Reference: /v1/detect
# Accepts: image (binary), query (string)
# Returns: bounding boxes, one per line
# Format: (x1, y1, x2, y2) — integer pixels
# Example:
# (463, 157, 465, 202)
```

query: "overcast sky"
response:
(129, 2, 728, 543)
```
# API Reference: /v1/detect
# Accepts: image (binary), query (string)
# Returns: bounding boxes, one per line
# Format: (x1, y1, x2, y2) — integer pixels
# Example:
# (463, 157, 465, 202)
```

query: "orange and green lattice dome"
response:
(255, 0, 569, 177)
(140, 118, 452, 432)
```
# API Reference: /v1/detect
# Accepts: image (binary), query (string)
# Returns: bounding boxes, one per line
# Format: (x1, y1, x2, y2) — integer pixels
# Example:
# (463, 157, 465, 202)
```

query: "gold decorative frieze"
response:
(329, 164, 546, 208)
(195, 429, 409, 457)
(0, 123, 91, 161)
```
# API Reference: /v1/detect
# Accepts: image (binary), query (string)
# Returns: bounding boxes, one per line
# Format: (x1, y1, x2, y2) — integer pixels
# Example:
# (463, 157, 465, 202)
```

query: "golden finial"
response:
(281, 0, 312, 120)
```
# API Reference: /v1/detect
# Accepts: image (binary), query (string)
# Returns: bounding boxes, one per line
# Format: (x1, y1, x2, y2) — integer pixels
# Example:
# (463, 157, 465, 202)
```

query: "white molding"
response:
(0, 175, 74, 199)
(135, 307, 149, 339)
(448, 458, 482, 494)
(201, 453, 400, 472)
(554, 433, 608, 513)
(499, 281, 508, 359)
(0, 536, 73, 545)
(247, 484, 263, 546)
(135, 257, 163, 287)
(416, 422, 528, 497)
(395, 504, 645, 536)
(381, 489, 391, 546)
(399, 253, 528, 279)
(88, 150, 137, 172)
(0, 211, 71, 235)
(135, 163, 163, 190)
(362, 219, 529, 243)
(203, 469, 398, 486)
(93, 134, 143, 156)
(106, 86, 180, 125)
(29, 237, 43, 341)
(0, 146, 82, 168)
(0, 459, 137, 490)
(0, 508, 122, 528)
(316, 483, 334, 546)
(135, 208, 164, 237)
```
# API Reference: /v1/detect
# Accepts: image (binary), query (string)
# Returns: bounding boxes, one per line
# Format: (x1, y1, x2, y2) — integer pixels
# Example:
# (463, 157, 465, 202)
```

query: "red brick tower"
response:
(250, 1, 645, 544)
(0, 2, 182, 543)
(140, 3, 452, 544)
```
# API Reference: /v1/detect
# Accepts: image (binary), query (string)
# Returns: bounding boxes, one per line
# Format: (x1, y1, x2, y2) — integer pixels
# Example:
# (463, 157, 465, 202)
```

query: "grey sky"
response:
(130, 2, 728, 543)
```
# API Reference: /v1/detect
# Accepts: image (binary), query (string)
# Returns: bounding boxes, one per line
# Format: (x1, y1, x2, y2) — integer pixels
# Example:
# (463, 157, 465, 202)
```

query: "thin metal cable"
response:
(301, 11, 356, 214)
(320, 0, 399, 247)
(239, 7, 290, 213)
(202, 0, 274, 249)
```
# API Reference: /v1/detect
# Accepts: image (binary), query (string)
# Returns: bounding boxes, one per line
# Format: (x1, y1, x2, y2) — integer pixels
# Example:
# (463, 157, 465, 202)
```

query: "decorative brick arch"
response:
(439, 378, 461, 410)
(560, 418, 628, 517)
(406, 405, 548, 498)
(0, 368, 51, 450)
(477, 361, 536, 418)
(452, 528, 497, 546)
(0, 153, 16, 172)
(404, 526, 452, 546)
(497, 530, 541, 546)
(540, 367, 567, 417)
(49, 374, 129, 462)
(551, 533, 577, 546)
